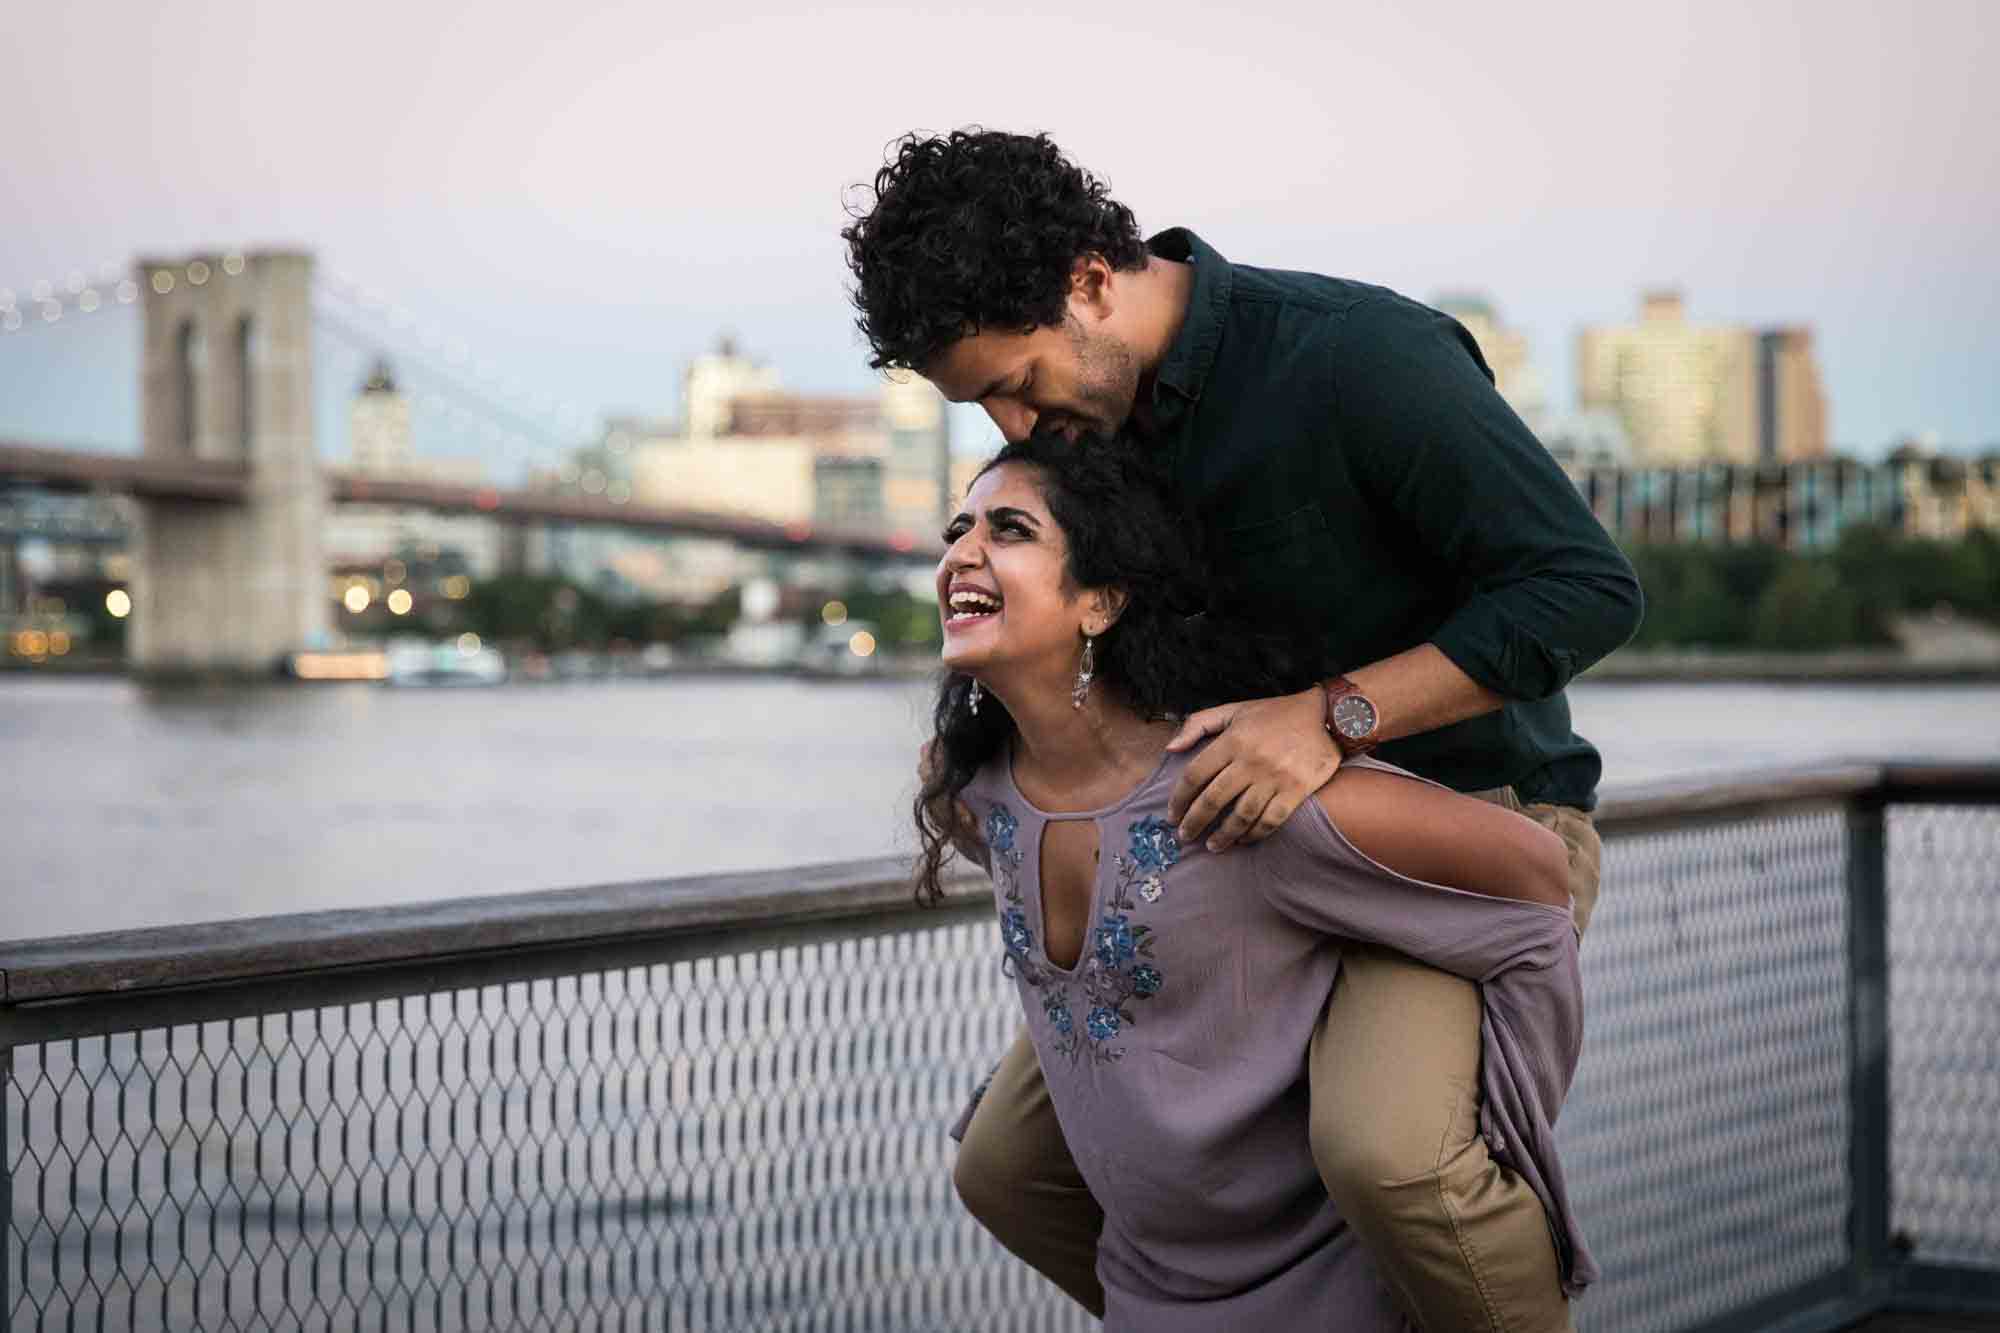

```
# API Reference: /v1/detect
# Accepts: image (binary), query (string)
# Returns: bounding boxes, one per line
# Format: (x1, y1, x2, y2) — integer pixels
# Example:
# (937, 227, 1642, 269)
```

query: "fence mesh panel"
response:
(6, 799, 1997, 1330)
(1889, 804, 2000, 1272)
(1562, 810, 1852, 1333)
(6, 926, 1092, 1332)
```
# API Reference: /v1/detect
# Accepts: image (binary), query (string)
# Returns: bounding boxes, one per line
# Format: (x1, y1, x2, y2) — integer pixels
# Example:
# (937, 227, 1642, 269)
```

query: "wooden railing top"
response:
(3, 761, 1995, 1008)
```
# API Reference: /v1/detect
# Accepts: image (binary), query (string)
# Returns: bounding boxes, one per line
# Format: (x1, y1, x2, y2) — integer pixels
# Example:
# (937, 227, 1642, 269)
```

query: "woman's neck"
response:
(998, 671, 1175, 812)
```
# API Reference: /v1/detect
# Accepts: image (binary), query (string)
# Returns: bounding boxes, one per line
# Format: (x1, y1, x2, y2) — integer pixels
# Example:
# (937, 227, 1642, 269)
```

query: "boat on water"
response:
(383, 638, 508, 687)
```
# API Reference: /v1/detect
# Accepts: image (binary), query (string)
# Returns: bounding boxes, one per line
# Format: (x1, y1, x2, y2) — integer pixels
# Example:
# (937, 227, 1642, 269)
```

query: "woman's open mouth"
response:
(944, 587, 1002, 632)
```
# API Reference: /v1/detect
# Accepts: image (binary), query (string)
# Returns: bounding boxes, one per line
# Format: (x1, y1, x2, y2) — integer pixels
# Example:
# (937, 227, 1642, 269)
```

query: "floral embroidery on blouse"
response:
(989, 802, 1083, 1062)
(985, 799, 1182, 1068)
(1127, 815, 1181, 905)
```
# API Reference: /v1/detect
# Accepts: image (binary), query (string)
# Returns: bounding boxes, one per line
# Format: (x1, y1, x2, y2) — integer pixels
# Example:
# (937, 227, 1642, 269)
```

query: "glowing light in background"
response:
(386, 589, 413, 616)
(456, 632, 482, 656)
(150, 271, 173, 295)
(821, 600, 848, 627)
(442, 575, 471, 600)
(343, 585, 371, 614)
(104, 589, 131, 618)
(848, 630, 876, 658)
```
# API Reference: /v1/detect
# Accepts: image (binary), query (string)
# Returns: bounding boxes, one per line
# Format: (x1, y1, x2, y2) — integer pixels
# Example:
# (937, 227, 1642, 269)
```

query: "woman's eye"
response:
(942, 523, 968, 542)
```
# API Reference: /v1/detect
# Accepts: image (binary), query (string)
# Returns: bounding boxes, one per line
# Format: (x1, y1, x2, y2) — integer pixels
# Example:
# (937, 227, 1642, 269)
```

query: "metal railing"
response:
(4, 763, 1998, 1331)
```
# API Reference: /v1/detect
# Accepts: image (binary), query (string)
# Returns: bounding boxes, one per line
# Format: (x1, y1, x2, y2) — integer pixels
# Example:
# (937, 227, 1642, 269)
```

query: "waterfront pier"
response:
(4, 762, 1997, 1331)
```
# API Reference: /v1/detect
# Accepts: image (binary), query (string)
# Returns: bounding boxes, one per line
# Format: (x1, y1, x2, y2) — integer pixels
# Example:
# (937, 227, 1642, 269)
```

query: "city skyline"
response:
(1, 0, 1995, 464)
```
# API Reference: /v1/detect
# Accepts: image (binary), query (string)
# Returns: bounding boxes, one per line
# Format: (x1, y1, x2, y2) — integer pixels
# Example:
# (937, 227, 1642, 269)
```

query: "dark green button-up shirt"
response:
(1139, 229, 1643, 810)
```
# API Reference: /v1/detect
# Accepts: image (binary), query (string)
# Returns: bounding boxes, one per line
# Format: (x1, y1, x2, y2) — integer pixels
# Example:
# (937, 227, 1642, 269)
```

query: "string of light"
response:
(4, 251, 599, 475)
(0, 253, 259, 333)
(0, 263, 144, 333)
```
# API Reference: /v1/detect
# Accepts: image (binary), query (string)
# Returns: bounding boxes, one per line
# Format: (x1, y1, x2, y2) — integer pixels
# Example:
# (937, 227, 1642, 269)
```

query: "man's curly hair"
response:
(842, 129, 1150, 372)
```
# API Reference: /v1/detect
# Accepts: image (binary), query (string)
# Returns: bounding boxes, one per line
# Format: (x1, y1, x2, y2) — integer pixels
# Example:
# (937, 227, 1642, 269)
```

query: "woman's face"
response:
(935, 462, 1097, 683)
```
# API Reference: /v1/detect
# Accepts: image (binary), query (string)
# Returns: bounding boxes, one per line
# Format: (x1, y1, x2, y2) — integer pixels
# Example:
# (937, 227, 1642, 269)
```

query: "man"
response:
(843, 129, 1640, 1330)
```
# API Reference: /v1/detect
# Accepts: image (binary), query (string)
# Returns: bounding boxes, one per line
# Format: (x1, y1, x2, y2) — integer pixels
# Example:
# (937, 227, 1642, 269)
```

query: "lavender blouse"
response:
(955, 746, 1595, 1329)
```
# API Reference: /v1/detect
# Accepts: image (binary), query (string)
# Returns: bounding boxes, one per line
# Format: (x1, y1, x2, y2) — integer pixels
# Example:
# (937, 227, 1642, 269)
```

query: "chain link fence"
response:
(6, 766, 1998, 1331)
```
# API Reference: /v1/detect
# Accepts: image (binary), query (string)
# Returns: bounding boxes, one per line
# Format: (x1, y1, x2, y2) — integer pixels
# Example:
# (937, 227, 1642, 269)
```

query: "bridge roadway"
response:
(0, 439, 943, 561)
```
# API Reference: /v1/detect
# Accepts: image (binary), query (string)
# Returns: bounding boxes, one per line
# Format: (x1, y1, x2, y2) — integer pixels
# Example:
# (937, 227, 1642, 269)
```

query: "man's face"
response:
(924, 311, 1141, 444)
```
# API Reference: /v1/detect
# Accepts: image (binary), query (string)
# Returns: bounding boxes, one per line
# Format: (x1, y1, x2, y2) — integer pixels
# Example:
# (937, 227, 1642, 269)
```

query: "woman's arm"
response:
(1257, 758, 1576, 981)
(1313, 765, 1571, 907)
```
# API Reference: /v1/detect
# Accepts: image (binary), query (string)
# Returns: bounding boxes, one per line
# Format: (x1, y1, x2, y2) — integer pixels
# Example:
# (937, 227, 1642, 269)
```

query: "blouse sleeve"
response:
(1255, 763, 1578, 982)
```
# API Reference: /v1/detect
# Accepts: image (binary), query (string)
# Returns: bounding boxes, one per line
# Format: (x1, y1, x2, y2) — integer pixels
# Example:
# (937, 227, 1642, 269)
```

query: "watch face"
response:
(1332, 693, 1377, 741)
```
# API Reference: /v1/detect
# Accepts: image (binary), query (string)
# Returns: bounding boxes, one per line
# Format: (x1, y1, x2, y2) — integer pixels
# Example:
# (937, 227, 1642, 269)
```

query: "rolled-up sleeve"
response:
(1335, 298, 1644, 700)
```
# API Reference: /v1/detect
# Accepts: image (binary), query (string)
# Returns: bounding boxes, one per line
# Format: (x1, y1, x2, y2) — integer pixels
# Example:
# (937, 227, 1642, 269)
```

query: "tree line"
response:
(1624, 525, 2000, 651)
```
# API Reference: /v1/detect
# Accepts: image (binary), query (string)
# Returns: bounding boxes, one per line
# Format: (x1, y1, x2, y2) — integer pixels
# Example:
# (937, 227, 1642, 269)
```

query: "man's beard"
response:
(1064, 317, 1142, 436)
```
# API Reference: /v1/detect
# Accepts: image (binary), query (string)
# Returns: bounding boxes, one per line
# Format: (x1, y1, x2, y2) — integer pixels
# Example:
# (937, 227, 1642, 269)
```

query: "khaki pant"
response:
(952, 788, 1601, 1331)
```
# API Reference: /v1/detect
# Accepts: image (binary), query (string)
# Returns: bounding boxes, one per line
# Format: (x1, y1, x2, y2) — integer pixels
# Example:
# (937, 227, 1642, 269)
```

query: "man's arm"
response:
(1168, 296, 1642, 850)
(1340, 296, 1645, 700)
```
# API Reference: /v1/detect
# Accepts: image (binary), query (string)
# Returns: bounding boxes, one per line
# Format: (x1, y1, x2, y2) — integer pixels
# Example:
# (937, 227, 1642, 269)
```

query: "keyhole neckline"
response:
(1003, 742, 1177, 823)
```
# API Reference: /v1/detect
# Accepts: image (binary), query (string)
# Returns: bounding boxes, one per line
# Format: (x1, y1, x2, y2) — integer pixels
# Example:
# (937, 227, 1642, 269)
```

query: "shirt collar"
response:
(1145, 227, 1232, 413)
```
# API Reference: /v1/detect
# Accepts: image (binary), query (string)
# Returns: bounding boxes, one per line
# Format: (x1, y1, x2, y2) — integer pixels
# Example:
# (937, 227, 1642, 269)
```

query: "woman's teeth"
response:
(947, 591, 1001, 620)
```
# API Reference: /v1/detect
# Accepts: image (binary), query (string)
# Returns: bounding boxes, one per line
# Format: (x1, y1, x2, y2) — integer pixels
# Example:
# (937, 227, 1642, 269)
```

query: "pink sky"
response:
(2, 0, 1994, 459)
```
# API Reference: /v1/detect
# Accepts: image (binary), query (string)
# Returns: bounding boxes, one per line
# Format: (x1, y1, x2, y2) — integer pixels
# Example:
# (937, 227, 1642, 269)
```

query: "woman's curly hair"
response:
(912, 434, 1321, 905)
(843, 129, 1151, 372)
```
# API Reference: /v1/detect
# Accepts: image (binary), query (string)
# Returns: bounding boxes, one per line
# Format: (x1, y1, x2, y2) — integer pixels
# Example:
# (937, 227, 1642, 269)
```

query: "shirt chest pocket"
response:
(1213, 504, 1339, 621)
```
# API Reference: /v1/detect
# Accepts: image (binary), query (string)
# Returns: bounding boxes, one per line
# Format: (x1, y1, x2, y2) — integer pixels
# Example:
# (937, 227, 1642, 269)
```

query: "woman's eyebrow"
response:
(985, 505, 1041, 530)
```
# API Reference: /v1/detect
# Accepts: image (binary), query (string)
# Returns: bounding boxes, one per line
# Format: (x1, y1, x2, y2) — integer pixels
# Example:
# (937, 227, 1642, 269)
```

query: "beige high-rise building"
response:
(350, 361, 413, 475)
(632, 435, 818, 526)
(880, 371, 951, 536)
(1578, 292, 1761, 465)
(683, 336, 782, 440)
(1578, 294, 1829, 465)
(325, 359, 499, 572)
(1432, 295, 1547, 435)
(631, 341, 952, 535)
(1757, 328, 1829, 462)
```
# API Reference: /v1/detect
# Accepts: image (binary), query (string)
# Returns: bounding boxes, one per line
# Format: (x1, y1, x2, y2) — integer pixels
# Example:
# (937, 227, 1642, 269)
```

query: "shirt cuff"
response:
(1430, 597, 1580, 702)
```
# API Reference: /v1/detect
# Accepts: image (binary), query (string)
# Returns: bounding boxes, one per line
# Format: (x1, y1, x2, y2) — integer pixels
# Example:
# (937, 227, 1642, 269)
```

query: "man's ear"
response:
(1068, 255, 1115, 322)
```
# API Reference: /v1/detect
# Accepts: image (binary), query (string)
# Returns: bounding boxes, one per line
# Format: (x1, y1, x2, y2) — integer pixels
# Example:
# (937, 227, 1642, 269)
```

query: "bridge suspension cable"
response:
(311, 272, 600, 480)
(3, 251, 602, 483)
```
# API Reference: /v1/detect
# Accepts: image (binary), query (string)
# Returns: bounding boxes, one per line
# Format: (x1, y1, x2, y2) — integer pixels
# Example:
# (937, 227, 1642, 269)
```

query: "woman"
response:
(917, 435, 1592, 1329)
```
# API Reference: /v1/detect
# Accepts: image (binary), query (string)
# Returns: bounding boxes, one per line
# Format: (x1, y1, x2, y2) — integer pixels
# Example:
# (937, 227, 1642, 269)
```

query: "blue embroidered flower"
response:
(1000, 907, 1035, 958)
(1093, 913, 1137, 968)
(1131, 964, 1163, 997)
(1043, 992, 1074, 1036)
(1086, 1006, 1121, 1041)
(985, 805, 1018, 854)
(1128, 816, 1181, 871)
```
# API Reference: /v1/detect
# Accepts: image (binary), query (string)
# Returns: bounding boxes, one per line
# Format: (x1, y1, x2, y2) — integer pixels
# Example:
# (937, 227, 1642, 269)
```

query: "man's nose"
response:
(982, 400, 1036, 443)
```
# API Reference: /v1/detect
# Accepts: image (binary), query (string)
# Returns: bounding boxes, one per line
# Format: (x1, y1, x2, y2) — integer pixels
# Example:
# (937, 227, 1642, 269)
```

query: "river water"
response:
(2, 675, 1995, 941)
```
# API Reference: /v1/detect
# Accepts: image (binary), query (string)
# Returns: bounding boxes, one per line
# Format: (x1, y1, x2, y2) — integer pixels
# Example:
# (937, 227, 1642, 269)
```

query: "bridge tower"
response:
(132, 252, 326, 672)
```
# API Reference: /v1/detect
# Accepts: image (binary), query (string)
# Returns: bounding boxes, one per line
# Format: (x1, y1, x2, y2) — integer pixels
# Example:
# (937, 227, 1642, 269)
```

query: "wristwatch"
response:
(1321, 675, 1381, 757)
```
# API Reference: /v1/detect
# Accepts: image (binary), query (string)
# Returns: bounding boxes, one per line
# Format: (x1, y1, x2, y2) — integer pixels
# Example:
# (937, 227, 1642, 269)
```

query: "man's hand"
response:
(1165, 687, 1341, 852)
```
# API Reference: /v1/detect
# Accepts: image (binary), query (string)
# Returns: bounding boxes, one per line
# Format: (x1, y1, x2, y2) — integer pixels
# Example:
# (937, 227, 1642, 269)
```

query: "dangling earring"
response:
(1071, 635, 1096, 710)
(968, 679, 983, 715)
